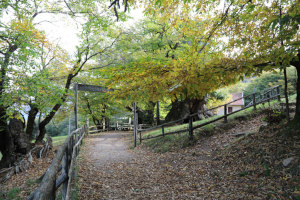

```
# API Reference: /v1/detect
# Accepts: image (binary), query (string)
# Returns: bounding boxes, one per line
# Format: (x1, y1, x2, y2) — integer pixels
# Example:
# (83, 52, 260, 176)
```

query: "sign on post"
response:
(73, 83, 113, 131)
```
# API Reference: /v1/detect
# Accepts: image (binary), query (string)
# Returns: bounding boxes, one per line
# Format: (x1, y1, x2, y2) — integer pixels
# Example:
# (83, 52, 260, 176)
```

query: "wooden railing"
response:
(88, 122, 137, 133)
(27, 121, 89, 200)
(136, 85, 281, 144)
(89, 125, 109, 134)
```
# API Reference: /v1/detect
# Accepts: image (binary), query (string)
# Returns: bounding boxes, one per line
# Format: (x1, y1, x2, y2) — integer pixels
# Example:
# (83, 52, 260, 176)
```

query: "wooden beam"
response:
(76, 84, 113, 93)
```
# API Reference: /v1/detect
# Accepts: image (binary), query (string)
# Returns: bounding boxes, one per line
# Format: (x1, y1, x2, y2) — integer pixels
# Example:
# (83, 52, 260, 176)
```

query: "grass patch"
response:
(51, 135, 68, 147)
(289, 94, 297, 102)
(143, 115, 220, 139)
(7, 188, 20, 200)
(26, 179, 36, 187)
(144, 133, 189, 153)
(0, 187, 20, 200)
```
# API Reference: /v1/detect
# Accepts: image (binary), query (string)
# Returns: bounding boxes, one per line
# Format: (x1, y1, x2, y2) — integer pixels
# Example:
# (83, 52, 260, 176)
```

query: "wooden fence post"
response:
(188, 116, 193, 140)
(268, 91, 271, 107)
(75, 131, 78, 157)
(139, 131, 142, 144)
(62, 152, 68, 200)
(156, 101, 160, 125)
(86, 119, 89, 135)
(77, 131, 80, 153)
(253, 93, 256, 110)
(80, 128, 83, 145)
(284, 68, 290, 121)
(277, 86, 281, 102)
(133, 102, 137, 147)
(224, 104, 228, 123)
(74, 83, 78, 130)
(162, 125, 165, 137)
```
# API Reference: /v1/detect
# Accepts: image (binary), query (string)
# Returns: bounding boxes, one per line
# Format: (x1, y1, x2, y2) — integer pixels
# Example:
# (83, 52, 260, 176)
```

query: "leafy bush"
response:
(243, 67, 297, 105)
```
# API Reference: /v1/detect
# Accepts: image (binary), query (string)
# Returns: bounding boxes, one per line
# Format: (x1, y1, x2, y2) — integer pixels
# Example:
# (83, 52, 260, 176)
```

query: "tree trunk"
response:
(125, 102, 156, 125)
(0, 118, 31, 169)
(289, 52, 300, 126)
(141, 101, 156, 125)
(0, 107, 14, 168)
(26, 104, 39, 140)
(165, 97, 213, 122)
(0, 47, 20, 168)
(283, 68, 290, 121)
(165, 99, 190, 122)
(94, 118, 103, 130)
(105, 117, 110, 130)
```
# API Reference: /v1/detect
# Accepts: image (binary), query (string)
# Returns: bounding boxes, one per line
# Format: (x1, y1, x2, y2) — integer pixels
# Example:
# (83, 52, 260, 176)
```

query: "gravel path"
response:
(85, 132, 133, 167)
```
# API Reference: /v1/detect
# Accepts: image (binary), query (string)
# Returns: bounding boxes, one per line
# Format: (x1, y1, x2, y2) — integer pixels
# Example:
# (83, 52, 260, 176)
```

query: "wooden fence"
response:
(87, 122, 149, 133)
(136, 85, 281, 144)
(27, 121, 89, 200)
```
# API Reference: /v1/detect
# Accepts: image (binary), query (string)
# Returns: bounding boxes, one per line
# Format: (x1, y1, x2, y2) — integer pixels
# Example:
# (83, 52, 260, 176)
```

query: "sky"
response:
(35, 14, 81, 54)
(35, 7, 144, 55)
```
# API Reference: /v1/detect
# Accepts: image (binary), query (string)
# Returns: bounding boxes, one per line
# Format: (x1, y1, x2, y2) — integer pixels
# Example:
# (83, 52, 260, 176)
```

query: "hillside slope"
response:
(77, 108, 299, 199)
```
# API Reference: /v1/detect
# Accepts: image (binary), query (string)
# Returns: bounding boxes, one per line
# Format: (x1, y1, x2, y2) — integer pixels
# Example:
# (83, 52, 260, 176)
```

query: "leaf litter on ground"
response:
(77, 113, 299, 199)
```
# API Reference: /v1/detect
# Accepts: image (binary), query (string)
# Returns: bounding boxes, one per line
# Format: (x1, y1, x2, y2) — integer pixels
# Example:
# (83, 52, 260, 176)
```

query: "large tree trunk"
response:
(126, 102, 156, 125)
(290, 53, 300, 125)
(0, 107, 12, 168)
(0, 118, 31, 168)
(93, 118, 103, 130)
(139, 101, 156, 125)
(26, 103, 39, 140)
(165, 99, 190, 122)
(165, 97, 213, 122)
(0, 46, 21, 168)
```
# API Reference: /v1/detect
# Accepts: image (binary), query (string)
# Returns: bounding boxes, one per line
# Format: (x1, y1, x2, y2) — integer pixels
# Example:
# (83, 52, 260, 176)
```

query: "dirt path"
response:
(84, 132, 133, 167)
(78, 115, 268, 199)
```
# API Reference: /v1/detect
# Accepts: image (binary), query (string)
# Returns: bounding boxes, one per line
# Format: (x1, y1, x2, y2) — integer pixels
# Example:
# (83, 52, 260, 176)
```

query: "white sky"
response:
(34, 8, 144, 55)
(35, 14, 81, 54)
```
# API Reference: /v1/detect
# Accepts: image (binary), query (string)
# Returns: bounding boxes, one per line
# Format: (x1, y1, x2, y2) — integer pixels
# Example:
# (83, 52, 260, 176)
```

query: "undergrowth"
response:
(0, 187, 20, 200)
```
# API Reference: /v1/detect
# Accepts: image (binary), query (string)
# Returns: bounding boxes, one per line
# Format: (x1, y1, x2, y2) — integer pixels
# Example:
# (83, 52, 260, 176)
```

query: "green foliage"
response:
(0, 187, 20, 200)
(239, 171, 249, 177)
(264, 164, 271, 177)
(243, 67, 297, 105)
(46, 116, 75, 137)
(26, 179, 37, 187)
(102, 17, 244, 103)
(51, 135, 69, 147)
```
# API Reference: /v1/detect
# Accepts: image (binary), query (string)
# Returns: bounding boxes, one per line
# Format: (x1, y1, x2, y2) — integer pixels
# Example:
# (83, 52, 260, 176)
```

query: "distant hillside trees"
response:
(243, 67, 297, 105)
